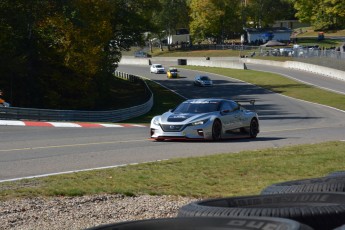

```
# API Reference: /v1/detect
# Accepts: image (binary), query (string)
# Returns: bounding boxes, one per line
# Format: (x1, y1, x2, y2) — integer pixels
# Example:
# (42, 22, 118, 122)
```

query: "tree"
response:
(245, 0, 295, 28)
(145, 0, 190, 51)
(156, 0, 190, 35)
(0, 0, 54, 107)
(34, 0, 116, 108)
(318, 0, 345, 29)
(189, 0, 242, 44)
(0, 0, 157, 109)
(292, 0, 345, 30)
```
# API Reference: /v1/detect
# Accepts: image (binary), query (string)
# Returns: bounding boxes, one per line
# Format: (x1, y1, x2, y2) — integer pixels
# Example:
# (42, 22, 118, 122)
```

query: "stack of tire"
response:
(86, 216, 313, 229)
(177, 171, 345, 230)
(86, 171, 345, 230)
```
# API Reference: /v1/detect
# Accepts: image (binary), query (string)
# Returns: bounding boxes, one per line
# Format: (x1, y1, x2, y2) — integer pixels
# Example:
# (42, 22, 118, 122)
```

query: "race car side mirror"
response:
(221, 109, 230, 114)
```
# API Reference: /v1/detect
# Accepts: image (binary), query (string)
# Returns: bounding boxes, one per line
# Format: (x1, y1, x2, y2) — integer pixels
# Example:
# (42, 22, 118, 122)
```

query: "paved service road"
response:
(1, 62, 345, 181)
(246, 63, 345, 95)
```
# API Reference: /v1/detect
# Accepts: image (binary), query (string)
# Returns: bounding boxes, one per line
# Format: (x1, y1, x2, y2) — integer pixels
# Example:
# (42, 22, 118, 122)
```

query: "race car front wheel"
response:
(212, 119, 222, 141)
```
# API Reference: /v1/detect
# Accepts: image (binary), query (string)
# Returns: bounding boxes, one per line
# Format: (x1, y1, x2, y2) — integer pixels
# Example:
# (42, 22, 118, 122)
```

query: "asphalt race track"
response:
(1, 60, 345, 181)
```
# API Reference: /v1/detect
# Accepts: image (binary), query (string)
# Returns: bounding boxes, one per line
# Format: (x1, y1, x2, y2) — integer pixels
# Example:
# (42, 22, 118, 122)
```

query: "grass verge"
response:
(179, 66, 345, 111)
(1, 141, 344, 200)
(124, 80, 184, 123)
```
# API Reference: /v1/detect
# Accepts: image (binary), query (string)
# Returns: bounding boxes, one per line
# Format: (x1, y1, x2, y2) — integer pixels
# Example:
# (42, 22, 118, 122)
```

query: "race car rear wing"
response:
(235, 100, 256, 111)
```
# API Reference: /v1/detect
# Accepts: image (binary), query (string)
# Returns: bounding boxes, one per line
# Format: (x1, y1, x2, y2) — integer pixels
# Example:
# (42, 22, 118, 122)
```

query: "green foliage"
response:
(189, 0, 242, 43)
(154, 0, 190, 35)
(246, 0, 296, 28)
(293, 0, 345, 30)
(187, 0, 344, 41)
(0, 0, 157, 109)
(188, 0, 297, 43)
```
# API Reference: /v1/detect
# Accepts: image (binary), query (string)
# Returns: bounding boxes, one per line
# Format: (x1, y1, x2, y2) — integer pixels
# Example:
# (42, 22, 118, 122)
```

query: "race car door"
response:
(219, 101, 242, 132)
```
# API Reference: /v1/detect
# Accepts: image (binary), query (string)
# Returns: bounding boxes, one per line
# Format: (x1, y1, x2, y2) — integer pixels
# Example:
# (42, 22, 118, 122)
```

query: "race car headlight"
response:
(191, 119, 209, 126)
(152, 117, 160, 125)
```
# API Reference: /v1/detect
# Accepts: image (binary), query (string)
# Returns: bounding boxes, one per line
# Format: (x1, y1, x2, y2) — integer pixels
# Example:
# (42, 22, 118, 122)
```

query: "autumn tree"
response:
(292, 0, 345, 30)
(144, 0, 190, 51)
(34, 0, 116, 108)
(245, 0, 295, 28)
(155, 0, 190, 35)
(0, 0, 54, 107)
(189, 0, 242, 44)
(0, 0, 156, 109)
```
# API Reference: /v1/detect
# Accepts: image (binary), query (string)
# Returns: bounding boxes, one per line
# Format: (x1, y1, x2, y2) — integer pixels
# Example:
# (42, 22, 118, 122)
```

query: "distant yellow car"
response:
(167, 68, 179, 79)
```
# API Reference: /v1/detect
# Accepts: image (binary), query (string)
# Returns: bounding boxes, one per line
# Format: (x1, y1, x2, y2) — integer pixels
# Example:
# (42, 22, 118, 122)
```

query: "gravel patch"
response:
(0, 194, 197, 230)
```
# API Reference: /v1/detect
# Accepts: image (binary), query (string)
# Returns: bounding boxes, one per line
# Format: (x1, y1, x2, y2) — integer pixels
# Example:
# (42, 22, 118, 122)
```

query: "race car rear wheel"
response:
(212, 119, 222, 141)
(249, 118, 259, 138)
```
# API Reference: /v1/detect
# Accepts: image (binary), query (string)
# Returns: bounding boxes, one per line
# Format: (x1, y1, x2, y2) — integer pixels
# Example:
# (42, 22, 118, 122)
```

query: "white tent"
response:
(260, 40, 286, 47)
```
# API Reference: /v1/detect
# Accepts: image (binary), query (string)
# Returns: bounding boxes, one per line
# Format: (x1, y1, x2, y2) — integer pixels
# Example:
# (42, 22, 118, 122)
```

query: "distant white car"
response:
(150, 64, 165, 74)
(279, 47, 293, 56)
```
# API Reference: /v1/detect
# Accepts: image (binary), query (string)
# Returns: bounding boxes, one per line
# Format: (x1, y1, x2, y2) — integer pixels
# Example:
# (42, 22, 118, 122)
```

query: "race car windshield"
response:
(173, 102, 219, 113)
(200, 76, 210, 80)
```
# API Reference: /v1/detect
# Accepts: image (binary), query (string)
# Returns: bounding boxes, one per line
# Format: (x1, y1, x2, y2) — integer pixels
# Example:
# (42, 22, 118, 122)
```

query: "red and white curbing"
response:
(0, 119, 146, 128)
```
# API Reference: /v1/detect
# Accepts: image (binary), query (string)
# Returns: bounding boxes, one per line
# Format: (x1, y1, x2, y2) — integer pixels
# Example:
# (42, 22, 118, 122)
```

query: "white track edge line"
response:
(0, 159, 170, 183)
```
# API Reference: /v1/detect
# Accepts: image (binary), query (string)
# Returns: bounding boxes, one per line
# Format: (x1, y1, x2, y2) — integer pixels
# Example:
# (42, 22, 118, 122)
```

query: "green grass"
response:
(295, 37, 343, 48)
(1, 141, 344, 200)
(296, 27, 345, 37)
(155, 49, 243, 57)
(125, 80, 184, 123)
(104, 77, 149, 110)
(179, 66, 345, 111)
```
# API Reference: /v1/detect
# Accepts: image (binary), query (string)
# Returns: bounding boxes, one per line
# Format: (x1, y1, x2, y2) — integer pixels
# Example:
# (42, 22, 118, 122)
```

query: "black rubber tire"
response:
(249, 118, 259, 138)
(212, 119, 222, 141)
(261, 176, 345, 195)
(178, 192, 345, 230)
(85, 216, 313, 230)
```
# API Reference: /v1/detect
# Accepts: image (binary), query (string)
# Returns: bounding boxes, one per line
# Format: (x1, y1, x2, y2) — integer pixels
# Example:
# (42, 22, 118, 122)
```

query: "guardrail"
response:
(0, 72, 153, 122)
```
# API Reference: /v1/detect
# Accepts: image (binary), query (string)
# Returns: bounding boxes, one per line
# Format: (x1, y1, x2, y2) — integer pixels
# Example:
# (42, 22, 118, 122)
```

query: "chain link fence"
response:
(178, 43, 345, 72)
(253, 46, 345, 72)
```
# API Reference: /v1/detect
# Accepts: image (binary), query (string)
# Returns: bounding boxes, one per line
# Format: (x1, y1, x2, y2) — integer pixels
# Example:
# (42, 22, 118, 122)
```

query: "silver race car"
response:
(194, 75, 213, 87)
(150, 98, 259, 141)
